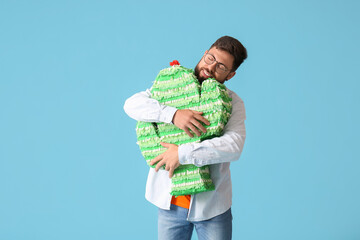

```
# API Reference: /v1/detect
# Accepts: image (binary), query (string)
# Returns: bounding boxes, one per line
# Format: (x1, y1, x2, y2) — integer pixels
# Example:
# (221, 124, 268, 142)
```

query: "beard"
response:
(194, 62, 210, 84)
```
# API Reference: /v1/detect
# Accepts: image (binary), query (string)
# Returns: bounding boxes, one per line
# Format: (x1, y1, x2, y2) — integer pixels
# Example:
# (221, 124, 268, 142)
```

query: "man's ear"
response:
(225, 71, 236, 81)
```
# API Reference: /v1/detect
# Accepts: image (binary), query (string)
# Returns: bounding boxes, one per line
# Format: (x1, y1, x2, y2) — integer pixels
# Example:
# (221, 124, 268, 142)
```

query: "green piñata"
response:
(136, 63, 232, 196)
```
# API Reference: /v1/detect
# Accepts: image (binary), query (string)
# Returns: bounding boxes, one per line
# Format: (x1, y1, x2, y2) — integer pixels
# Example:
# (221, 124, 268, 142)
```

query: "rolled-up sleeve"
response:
(123, 89, 178, 123)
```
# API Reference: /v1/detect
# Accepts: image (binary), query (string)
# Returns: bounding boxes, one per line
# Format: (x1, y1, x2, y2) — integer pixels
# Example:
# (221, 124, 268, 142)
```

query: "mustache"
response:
(200, 67, 214, 77)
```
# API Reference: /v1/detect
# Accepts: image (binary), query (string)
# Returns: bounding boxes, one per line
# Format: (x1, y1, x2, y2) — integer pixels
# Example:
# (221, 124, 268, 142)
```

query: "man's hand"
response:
(172, 109, 210, 137)
(150, 142, 180, 178)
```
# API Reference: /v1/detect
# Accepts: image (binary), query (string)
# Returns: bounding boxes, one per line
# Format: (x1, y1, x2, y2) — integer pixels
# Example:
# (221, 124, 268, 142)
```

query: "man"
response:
(124, 36, 247, 240)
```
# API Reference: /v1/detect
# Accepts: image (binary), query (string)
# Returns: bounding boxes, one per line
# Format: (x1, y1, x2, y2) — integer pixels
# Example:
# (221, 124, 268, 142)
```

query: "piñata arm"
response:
(178, 90, 246, 167)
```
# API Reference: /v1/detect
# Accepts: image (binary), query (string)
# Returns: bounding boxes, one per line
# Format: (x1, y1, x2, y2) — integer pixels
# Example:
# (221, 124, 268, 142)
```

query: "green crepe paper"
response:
(136, 65, 232, 196)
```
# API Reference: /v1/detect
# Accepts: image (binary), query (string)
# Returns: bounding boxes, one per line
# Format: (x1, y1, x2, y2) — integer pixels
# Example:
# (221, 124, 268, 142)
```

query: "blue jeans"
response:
(158, 204, 232, 240)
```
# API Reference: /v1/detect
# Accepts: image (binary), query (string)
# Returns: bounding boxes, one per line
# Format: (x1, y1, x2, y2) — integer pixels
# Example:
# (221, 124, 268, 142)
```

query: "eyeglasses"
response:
(203, 52, 230, 74)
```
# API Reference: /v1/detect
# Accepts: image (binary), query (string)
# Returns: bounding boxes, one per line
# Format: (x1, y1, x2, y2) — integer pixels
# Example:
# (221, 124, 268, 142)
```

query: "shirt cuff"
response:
(159, 106, 178, 124)
(178, 144, 195, 165)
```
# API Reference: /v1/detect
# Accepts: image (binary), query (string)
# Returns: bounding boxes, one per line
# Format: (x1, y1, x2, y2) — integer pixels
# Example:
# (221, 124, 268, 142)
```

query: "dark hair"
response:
(210, 36, 247, 72)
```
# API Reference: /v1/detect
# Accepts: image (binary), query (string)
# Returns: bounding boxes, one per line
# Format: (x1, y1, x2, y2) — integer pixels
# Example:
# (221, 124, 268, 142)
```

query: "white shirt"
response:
(123, 88, 246, 221)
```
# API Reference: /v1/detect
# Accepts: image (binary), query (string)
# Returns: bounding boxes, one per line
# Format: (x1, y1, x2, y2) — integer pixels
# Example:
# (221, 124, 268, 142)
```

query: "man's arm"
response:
(124, 89, 210, 137)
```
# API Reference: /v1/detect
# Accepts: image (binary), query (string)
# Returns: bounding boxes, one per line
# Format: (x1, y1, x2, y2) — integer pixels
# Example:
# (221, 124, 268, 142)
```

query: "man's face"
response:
(194, 47, 236, 84)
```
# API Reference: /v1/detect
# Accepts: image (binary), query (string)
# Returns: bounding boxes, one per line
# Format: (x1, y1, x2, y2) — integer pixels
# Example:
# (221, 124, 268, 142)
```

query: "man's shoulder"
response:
(226, 87, 244, 105)
(225, 87, 246, 120)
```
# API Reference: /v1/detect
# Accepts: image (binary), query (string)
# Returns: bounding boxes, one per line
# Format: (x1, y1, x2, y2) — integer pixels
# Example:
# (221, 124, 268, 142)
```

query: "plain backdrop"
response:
(1, 0, 359, 239)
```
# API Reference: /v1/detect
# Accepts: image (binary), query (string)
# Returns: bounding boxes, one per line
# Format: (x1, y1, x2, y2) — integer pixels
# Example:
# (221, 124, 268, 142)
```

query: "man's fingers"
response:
(150, 153, 163, 165)
(191, 119, 207, 134)
(169, 168, 175, 178)
(183, 128, 194, 138)
(194, 114, 210, 126)
(155, 160, 165, 172)
(187, 124, 201, 137)
(191, 110, 210, 125)
(160, 142, 171, 148)
(191, 110, 203, 115)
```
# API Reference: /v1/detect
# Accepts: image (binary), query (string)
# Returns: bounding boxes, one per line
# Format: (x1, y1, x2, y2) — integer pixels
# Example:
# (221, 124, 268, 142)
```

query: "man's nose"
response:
(208, 62, 217, 73)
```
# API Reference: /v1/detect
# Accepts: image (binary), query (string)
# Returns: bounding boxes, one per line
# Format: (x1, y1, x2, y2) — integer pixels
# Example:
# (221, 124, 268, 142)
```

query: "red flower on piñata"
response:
(170, 60, 180, 66)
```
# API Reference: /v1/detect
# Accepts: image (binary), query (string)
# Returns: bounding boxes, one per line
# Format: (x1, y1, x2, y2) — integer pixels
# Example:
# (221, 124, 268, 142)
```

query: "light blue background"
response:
(1, 0, 359, 239)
